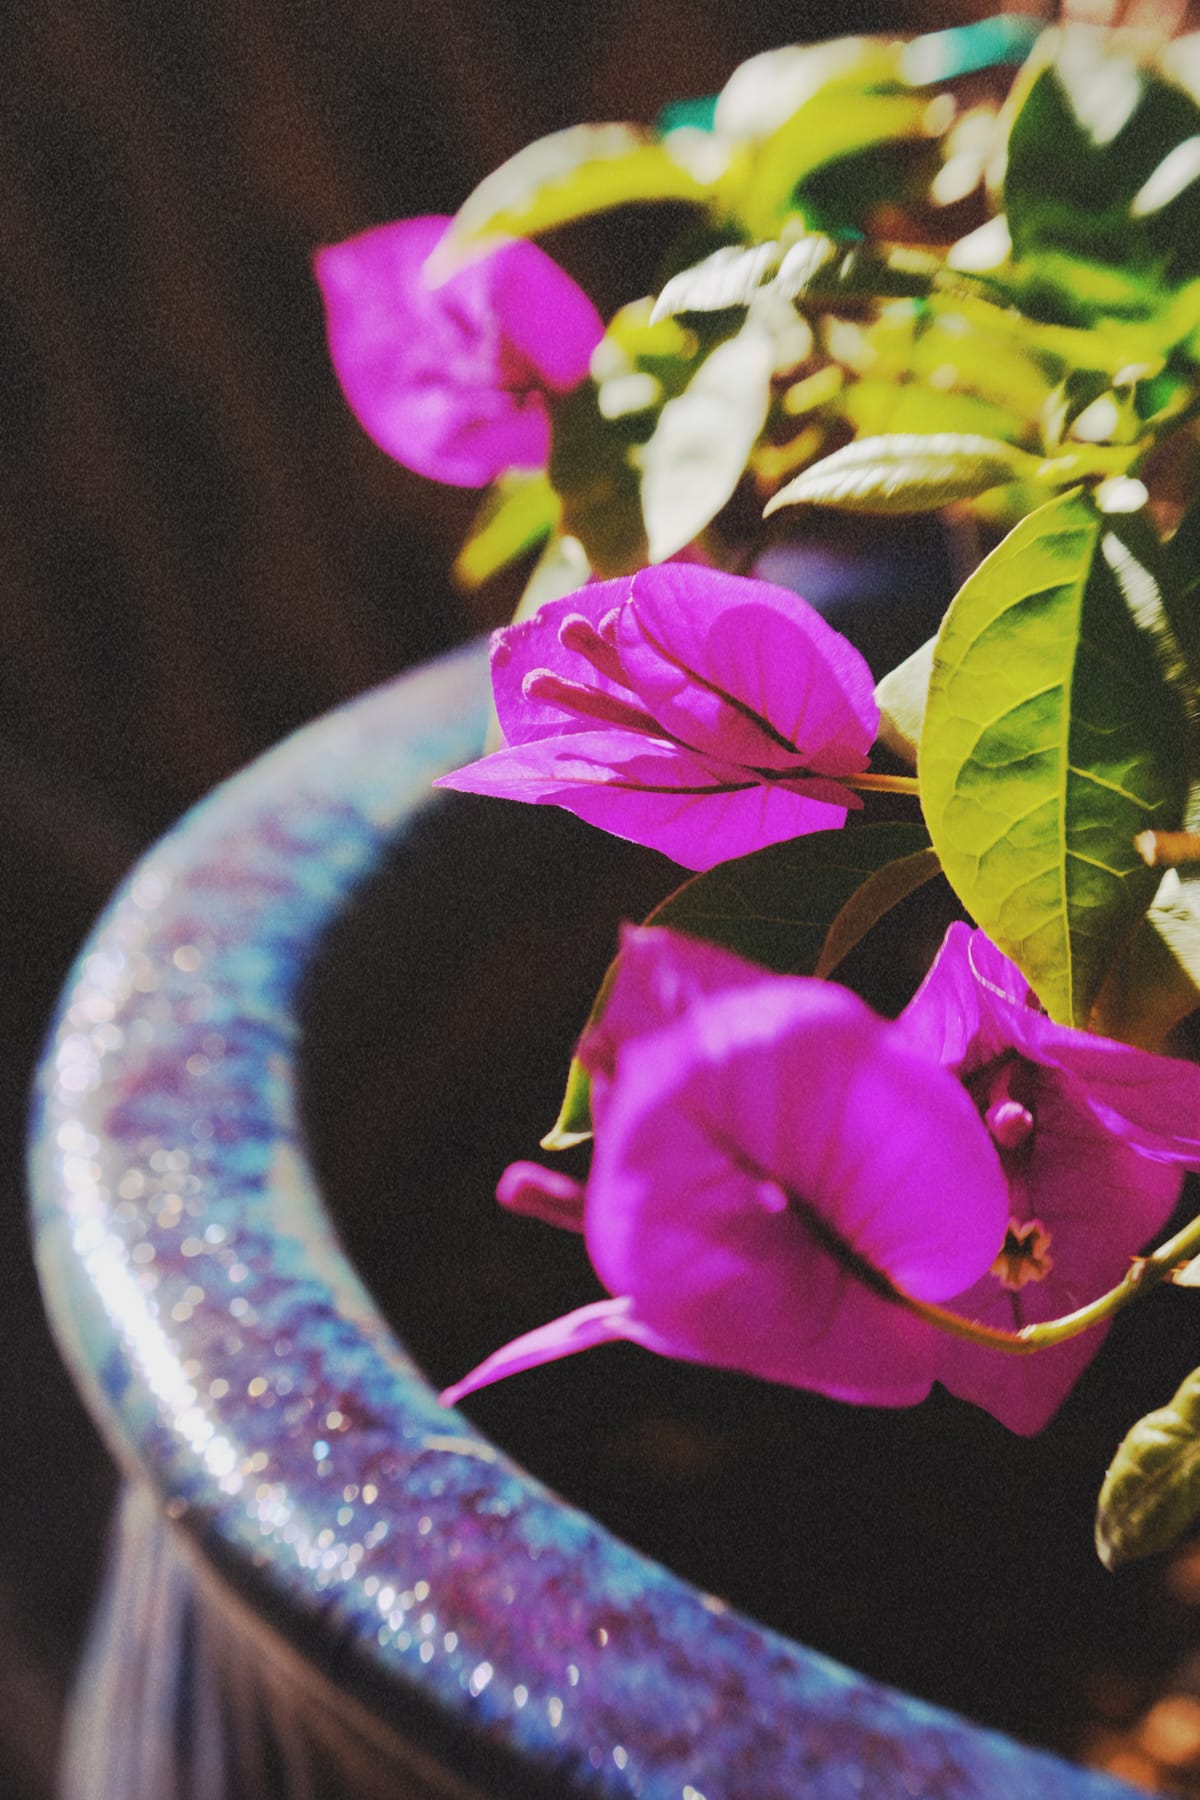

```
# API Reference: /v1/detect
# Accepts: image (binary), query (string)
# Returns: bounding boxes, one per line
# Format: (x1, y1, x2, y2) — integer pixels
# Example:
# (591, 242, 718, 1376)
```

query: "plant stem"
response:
(898, 1207, 1200, 1355)
(844, 772, 921, 797)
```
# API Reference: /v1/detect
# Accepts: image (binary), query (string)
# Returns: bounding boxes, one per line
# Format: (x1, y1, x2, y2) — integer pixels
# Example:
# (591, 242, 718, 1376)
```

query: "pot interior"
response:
(299, 783, 1200, 1765)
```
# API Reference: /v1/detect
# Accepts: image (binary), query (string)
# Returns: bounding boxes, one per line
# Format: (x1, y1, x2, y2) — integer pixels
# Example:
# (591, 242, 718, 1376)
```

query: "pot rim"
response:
(27, 639, 1129, 1799)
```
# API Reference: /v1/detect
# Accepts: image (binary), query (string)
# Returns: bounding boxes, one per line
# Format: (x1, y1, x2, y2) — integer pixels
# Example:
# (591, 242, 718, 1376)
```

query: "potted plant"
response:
(31, 14, 1200, 1796)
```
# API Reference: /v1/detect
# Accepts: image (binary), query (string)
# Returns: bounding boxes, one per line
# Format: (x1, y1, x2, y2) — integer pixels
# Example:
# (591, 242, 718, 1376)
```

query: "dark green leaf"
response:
(543, 823, 933, 1146)
(920, 489, 1191, 1026)
(1003, 34, 1200, 298)
(1088, 866, 1200, 1049)
(652, 822, 935, 972)
(814, 848, 941, 978)
(548, 382, 648, 578)
(764, 433, 1035, 516)
(1096, 1365, 1200, 1570)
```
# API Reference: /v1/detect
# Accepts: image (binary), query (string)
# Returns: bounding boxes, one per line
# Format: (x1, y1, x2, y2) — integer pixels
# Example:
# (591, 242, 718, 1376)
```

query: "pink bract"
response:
(314, 216, 603, 486)
(441, 930, 1009, 1411)
(435, 565, 880, 870)
(898, 924, 1200, 1434)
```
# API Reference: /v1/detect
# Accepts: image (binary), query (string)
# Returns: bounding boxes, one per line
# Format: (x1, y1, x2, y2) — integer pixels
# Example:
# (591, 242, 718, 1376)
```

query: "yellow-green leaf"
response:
(437, 124, 718, 264)
(920, 489, 1190, 1026)
(764, 433, 1035, 517)
(453, 474, 559, 589)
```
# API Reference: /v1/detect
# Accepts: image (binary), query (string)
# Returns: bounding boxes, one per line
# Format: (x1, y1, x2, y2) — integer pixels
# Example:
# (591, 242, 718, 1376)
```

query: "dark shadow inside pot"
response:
(299, 770, 1200, 1771)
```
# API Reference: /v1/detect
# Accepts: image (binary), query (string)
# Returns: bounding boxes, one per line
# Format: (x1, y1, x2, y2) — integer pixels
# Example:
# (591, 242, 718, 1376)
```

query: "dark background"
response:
(0, 4, 1030, 1795)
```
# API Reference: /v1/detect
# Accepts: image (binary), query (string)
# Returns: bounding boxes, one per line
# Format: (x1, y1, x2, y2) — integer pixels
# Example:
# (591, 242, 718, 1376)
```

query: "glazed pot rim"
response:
(27, 639, 1129, 1798)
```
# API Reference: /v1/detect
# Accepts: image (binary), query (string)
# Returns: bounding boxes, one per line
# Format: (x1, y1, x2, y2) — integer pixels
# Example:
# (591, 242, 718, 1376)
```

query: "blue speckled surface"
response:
(28, 641, 1136, 1799)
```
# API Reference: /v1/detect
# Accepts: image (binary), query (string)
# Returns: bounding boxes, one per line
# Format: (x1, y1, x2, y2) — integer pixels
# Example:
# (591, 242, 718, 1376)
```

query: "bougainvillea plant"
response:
(318, 15, 1200, 1570)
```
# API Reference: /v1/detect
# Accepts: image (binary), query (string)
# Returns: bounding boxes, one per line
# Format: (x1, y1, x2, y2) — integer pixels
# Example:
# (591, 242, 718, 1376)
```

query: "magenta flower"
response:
(441, 929, 1009, 1410)
(435, 565, 880, 870)
(897, 924, 1200, 1434)
(314, 216, 603, 486)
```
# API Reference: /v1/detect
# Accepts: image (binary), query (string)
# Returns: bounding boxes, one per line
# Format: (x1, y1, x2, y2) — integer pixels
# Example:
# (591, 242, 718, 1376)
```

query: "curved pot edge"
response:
(27, 640, 1133, 1800)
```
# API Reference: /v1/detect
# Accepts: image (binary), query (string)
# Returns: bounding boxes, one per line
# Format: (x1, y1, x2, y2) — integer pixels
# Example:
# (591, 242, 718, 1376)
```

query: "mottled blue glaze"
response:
(29, 643, 1134, 1798)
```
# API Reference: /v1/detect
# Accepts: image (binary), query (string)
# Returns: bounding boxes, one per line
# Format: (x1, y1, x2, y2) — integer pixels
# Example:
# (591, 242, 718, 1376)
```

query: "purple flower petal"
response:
(314, 217, 602, 487)
(442, 934, 1009, 1408)
(439, 566, 879, 868)
(902, 923, 1200, 1162)
(435, 730, 852, 870)
(899, 923, 1196, 1432)
(616, 564, 878, 774)
(489, 581, 637, 746)
(440, 1298, 671, 1408)
(496, 1161, 585, 1231)
(932, 1067, 1182, 1434)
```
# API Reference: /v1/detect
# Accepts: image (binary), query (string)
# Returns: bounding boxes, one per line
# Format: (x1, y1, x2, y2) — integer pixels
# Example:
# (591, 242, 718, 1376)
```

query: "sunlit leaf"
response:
(714, 37, 901, 142)
(639, 318, 773, 561)
(875, 636, 934, 766)
(764, 433, 1036, 516)
(1003, 31, 1200, 303)
(437, 124, 719, 264)
(510, 532, 591, 624)
(544, 823, 933, 1146)
(842, 383, 1028, 448)
(920, 488, 1191, 1026)
(1096, 1365, 1200, 1570)
(651, 234, 940, 321)
(453, 474, 559, 589)
(747, 92, 940, 238)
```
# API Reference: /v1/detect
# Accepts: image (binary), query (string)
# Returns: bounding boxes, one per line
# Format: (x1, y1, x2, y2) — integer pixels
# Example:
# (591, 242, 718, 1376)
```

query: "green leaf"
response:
(1003, 32, 1200, 303)
(543, 823, 934, 1146)
(651, 234, 940, 321)
(436, 124, 719, 262)
(1164, 497, 1200, 689)
(748, 91, 937, 235)
(543, 1054, 595, 1152)
(1088, 865, 1200, 1049)
(715, 37, 903, 143)
(452, 474, 559, 589)
(764, 433, 1036, 517)
(639, 317, 773, 561)
(1096, 1365, 1200, 1570)
(919, 488, 1191, 1027)
(652, 821, 936, 972)
(548, 381, 648, 578)
(874, 636, 935, 767)
(511, 532, 591, 623)
(814, 846, 942, 978)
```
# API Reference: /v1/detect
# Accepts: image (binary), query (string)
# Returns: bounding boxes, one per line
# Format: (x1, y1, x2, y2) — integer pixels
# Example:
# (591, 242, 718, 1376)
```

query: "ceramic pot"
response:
(29, 639, 1138, 1799)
